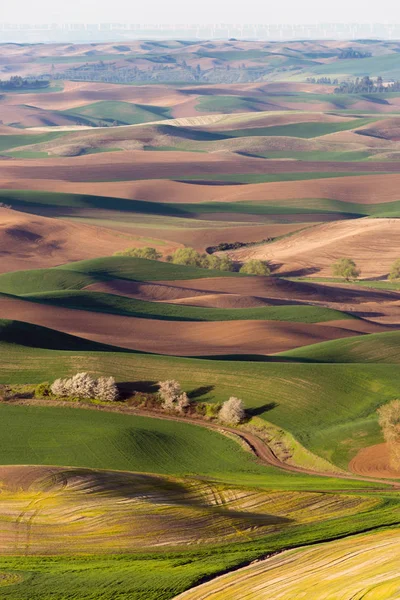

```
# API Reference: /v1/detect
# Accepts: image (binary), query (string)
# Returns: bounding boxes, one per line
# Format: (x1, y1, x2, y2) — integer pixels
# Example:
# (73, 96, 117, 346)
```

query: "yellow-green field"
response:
(175, 528, 400, 600)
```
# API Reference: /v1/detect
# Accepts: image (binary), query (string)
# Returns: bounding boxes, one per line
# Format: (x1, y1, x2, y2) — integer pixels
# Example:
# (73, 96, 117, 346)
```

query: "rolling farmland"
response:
(0, 36, 399, 600)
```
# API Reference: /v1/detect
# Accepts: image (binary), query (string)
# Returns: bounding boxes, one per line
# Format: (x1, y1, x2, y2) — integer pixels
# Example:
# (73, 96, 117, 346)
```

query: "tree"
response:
(239, 260, 271, 276)
(50, 372, 118, 401)
(176, 392, 190, 413)
(389, 259, 400, 281)
(114, 247, 162, 260)
(378, 400, 400, 470)
(68, 372, 97, 399)
(170, 247, 202, 267)
(95, 376, 119, 402)
(219, 397, 245, 425)
(50, 378, 70, 397)
(158, 380, 183, 410)
(204, 254, 234, 272)
(332, 258, 360, 281)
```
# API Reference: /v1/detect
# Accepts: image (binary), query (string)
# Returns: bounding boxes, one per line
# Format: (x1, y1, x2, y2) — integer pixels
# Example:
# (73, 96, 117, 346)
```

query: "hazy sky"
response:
(3, 0, 400, 24)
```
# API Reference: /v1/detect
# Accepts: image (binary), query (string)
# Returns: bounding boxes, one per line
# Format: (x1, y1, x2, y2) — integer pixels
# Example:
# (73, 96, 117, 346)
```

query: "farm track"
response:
(133, 409, 400, 489)
(12, 397, 399, 489)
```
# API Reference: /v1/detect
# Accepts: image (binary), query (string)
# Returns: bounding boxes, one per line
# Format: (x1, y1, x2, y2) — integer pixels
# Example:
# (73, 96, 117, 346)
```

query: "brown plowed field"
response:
(349, 443, 400, 479)
(1, 173, 400, 206)
(0, 207, 177, 272)
(227, 218, 400, 278)
(0, 295, 367, 355)
(1, 151, 400, 183)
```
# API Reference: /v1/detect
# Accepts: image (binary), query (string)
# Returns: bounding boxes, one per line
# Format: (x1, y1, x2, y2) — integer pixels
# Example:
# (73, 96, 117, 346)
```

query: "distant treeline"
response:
(0, 76, 50, 90)
(50, 60, 303, 85)
(334, 76, 400, 94)
(338, 48, 372, 59)
(306, 77, 339, 85)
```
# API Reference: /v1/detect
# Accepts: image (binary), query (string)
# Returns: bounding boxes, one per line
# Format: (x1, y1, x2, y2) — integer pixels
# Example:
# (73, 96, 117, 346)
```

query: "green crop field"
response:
(278, 331, 400, 364)
(0, 319, 398, 470)
(0, 257, 244, 296)
(61, 101, 172, 126)
(21, 290, 355, 323)
(0, 133, 65, 152)
(222, 118, 377, 139)
(2, 190, 400, 222)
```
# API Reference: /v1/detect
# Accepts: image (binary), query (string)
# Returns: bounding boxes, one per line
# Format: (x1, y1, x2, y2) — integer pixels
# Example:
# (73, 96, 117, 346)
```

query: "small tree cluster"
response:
(378, 400, 400, 470)
(50, 372, 119, 401)
(389, 259, 400, 281)
(166, 247, 234, 272)
(158, 380, 190, 413)
(114, 247, 162, 260)
(218, 397, 246, 425)
(239, 260, 270, 276)
(332, 258, 360, 281)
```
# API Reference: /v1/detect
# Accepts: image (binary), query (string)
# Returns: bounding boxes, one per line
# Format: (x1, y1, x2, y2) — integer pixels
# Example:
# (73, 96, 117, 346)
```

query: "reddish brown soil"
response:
(0, 207, 177, 272)
(349, 443, 400, 479)
(227, 218, 400, 278)
(0, 295, 369, 356)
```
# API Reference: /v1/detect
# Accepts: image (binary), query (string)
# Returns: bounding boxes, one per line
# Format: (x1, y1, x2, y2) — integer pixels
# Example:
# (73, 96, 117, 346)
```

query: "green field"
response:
(0, 256, 245, 296)
(21, 290, 355, 323)
(2, 190, 400, 222)
(278, 331, 400, 364)
(0, 133, 65, 152)
(0, 318, 398, 470)
(61, 101, 172, 126)
(222, 118, 377, 139)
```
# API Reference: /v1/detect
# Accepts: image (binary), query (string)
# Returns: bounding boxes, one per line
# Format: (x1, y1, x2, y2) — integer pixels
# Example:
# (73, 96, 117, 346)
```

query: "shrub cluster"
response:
(166, 247, 234, 272)
(239, 260, 270, 276)
(50, 372, 119, 402)
(158, 380, 190, 413)
(114, 247, 162, 260)
(157, 380, 245, 424)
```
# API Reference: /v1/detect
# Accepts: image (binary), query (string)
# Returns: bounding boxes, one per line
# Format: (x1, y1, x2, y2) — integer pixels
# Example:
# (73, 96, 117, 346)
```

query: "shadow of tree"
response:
(188, 385, 215, 400)
(246, 402, 278, 418)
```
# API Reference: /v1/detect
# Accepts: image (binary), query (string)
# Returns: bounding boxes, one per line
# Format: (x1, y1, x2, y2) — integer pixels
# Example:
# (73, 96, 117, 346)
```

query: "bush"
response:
(68, 372, 97, 399)
(170, 247, 202, 267)
(34, 382, 51, 399)
(389, 259, 400, 281)
(114, 247, 162, 260)
(95, 376, 119, 402)
(205, 402, 222, 419)
(332, 258, 360, 281)
(51, 372, 118, 402)
(206, 254, 234, 272)
(239, 260, 271, 276)
(219, 397, 246, 425)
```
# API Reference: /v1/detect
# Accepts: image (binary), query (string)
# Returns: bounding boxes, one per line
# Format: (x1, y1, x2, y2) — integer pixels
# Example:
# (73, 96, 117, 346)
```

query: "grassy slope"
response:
(22, 290, 355, 323)
(0, 322, 397, 469)
(222, 118, 377, 139)
(3, 190, 400, 221)
(0, 404, 271, 479)
(278, 331, 400, 364)
(0, 257, 245, 295)
(61, 101, 171, 126)
(2, 189, 400, 220)
(0, 132, 65, 152)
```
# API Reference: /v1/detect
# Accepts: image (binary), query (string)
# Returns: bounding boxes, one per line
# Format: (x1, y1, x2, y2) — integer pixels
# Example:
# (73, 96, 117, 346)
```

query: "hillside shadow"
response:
(284, 266, 321, 277)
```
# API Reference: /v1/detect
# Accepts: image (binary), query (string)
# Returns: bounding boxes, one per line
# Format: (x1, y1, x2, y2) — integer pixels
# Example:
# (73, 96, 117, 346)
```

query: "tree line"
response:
(0, 76, 50, 90)
(334, 76, 400, 94)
